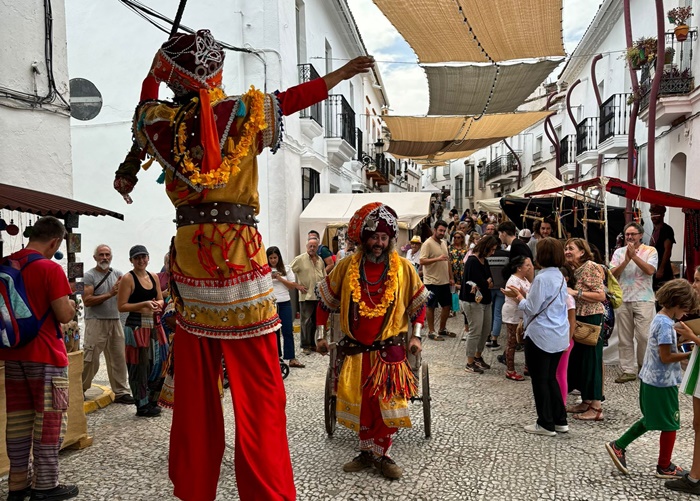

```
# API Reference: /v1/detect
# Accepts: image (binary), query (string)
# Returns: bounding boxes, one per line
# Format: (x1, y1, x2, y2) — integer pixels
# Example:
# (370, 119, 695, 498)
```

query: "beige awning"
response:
(384, 112, 550, 159)
(425, 60, 562, 116)
(373, 0, 566, 63)
(392, 150, 478, 161)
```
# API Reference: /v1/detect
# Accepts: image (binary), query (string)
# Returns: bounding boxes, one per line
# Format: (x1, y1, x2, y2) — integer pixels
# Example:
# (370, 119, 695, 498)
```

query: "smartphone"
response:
(680, 343, 694, 353)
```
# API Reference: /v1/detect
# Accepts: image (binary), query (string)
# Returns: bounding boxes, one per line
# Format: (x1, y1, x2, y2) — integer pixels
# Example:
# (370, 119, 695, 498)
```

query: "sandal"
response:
(567, 402, 591, 414)
(428, 332, 445, 341)
(505, 371, 525, 381)
(289, 359, 306, 368)
(438, 330, 457, 338)
(573, 406, 604, 421)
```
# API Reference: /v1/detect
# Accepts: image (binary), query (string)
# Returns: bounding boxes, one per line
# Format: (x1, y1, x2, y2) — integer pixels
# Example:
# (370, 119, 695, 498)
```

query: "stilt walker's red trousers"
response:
(169, 326, 296, 501)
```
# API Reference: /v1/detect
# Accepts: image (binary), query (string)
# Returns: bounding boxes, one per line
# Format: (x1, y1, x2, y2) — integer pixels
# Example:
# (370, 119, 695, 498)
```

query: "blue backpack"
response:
(0, 254, 55, 349)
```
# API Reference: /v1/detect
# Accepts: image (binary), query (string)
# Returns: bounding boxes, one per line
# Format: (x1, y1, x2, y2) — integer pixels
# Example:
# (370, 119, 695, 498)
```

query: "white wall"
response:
(0, 0, 73, 199)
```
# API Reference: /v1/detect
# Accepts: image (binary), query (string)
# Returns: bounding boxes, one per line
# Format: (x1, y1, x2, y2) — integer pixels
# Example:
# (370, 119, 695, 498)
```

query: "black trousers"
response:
(524, 338, 567, 432)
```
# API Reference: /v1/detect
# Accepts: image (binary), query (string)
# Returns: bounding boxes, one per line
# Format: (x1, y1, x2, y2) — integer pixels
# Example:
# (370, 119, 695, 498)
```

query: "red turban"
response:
(347, 202, 399, 243)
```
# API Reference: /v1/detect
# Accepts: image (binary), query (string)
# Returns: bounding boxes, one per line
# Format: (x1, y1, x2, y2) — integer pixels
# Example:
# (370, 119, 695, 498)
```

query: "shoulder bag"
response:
(520, 275, 565, 342)
(92, 269, 113, 294)
(573, 320, 602, 346)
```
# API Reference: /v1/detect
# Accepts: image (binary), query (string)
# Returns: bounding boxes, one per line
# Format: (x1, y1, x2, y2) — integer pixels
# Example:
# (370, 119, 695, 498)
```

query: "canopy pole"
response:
(170, 0, 188, 37)
(602, 177, 610, 265)
(558, 192, 564, 239)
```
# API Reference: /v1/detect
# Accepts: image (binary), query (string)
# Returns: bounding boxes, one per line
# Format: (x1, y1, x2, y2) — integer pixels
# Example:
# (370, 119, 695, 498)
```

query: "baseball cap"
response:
(129, 245, 149, 259)
(518, 229, 532, 238)
(410, 236, 422, 244)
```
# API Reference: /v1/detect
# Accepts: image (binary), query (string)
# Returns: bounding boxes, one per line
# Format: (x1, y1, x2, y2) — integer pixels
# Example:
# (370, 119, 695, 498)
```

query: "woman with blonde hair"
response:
(564, 238, 606, 421)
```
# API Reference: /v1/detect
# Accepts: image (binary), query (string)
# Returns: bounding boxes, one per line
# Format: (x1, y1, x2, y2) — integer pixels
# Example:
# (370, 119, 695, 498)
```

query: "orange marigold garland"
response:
(172, 86, 267, 189)
(348, 252, 399, 318)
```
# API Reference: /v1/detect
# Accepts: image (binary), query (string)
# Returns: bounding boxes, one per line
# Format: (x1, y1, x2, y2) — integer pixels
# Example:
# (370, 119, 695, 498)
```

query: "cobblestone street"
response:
(9, 315, 700, 500)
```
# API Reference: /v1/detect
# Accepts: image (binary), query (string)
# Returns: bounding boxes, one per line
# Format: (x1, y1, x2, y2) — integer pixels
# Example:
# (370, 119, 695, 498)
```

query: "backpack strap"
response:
(19, 253, 63, 339)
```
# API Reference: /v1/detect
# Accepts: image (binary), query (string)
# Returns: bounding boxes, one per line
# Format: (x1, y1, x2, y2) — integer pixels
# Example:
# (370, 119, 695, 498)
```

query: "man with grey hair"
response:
(610, 222, 658, 383)
(82, 244, 133, 403)
(291, 238, 326, 353)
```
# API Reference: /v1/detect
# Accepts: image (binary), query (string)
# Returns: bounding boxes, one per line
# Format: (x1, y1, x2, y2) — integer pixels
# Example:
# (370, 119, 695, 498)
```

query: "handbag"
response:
(451, 292, 460, 312)
(605, 269, 623, 309)
(573, 320, 602, 346)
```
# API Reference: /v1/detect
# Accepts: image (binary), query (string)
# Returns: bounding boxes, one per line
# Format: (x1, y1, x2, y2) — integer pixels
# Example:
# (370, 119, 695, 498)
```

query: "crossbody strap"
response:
(524, 275, 565, 332)
(93, 269, 113, 294)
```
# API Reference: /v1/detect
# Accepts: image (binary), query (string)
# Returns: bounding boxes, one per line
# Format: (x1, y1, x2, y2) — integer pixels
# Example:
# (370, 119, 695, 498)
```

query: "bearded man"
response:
(113, 29, 373, 501)
(315, 203, 429, 479)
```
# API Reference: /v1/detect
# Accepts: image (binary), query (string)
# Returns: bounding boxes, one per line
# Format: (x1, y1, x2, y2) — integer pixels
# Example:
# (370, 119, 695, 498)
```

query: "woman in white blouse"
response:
(267, 247, 305, 368)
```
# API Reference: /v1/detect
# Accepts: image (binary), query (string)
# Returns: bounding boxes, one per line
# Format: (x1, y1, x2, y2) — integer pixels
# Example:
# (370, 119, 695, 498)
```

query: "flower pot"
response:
(675, 24, 690, 41)
(665, 51, 675, 64)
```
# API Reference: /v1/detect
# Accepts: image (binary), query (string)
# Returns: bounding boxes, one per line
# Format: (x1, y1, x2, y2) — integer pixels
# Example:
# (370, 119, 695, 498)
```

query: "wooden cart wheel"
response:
(324, 366, 337, 437)
(422, 362, 431, 439)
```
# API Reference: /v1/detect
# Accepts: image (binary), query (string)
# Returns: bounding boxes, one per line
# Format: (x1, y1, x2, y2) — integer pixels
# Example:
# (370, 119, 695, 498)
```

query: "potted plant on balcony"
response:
(664, 47, 676, 65)
(668, 6, 693, 41)
(626, 37, 657, 69)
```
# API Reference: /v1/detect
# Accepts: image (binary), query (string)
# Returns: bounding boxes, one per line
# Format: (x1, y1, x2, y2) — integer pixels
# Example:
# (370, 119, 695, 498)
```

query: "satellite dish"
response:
(69, 78, 103, 121)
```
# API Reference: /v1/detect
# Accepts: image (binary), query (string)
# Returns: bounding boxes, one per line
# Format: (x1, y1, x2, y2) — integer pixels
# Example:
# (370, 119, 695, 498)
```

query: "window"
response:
(325, 40, 333, 74)
(454, 177, 463, 214)
(295, 0, 306, 64)
(442, 163, 450, 178)
(302, 168, 320, 209)
(465, 164, 474, 197)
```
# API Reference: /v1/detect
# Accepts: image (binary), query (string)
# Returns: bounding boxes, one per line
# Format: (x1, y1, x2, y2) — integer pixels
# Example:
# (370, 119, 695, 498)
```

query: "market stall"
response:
(0, 183, 123, 473)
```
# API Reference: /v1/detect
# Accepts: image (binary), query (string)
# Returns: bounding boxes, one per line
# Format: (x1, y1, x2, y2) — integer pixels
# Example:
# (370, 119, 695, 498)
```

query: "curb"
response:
(83, 384, 115, 415)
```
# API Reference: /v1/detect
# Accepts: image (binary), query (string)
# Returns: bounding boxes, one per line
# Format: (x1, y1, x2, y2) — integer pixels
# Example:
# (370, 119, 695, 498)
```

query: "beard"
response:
(97, 261, 110, 271)
(361, 240, 395, 264)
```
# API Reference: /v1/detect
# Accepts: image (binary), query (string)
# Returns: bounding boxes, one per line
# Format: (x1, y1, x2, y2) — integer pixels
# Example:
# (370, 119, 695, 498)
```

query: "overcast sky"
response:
(346, 0, 602, 115)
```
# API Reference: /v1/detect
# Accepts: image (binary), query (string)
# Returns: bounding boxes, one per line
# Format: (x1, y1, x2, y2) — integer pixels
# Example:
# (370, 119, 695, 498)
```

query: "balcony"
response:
(298, 64, 323, 139)
(559, 134, 577, 178)
(639, 30, 697, 127)
(575, 117, 599, 166)
(482, 153, 520, 188)
(598, 93, 632, 156)
(365, 147, 391, 186)
(325, 94, 357, 166)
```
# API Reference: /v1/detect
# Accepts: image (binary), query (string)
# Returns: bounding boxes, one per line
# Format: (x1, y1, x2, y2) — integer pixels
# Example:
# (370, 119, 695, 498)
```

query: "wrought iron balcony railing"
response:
(599, 93, 632, 143)
(576, 117, 599, 156)
(298, 64, 323, 126)
(325, 94, 356, 147)
(483, 153, 520, 182)
(559, 135, 576, 165)
(639, 30, 696, 110)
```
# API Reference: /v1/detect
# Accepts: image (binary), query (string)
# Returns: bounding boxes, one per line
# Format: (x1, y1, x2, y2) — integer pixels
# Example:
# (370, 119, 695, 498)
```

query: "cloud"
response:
(347, 0, 402, 53)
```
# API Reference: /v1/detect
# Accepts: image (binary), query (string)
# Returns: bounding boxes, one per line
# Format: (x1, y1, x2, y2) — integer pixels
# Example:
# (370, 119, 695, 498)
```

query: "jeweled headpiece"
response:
(348, 202, 399, 243)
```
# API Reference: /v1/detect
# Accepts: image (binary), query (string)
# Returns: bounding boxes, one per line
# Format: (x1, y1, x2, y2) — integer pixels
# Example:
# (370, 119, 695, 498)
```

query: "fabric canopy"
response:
(391, 150, 477, 161)
(372, 0, 565, 63)
(425, 60, 562, 116)
(384, 112, 551, 158)
(525, 176, 700, 210)
(475, 169, 563, 212)
(298, 192, 432, 244)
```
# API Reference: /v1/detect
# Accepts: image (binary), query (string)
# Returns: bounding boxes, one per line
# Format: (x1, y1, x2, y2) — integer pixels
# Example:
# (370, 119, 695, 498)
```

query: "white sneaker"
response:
(524, 423, 556, 437)
(554, 424, 569, 433)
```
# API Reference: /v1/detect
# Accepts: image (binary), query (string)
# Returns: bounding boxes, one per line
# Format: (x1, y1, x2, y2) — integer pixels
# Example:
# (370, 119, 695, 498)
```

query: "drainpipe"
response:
(591, 54, 604, 177)
(646, 0, 665, 190)
(624, 0, 640, 222)
(502, 139, 522, 189)
(543, 92, 560, 179)
(566, 79, 582, 181)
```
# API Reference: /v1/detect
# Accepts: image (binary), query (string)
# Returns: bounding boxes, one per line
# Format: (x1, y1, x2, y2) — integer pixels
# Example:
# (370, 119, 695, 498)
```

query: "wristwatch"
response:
(577, 289, 583, 299)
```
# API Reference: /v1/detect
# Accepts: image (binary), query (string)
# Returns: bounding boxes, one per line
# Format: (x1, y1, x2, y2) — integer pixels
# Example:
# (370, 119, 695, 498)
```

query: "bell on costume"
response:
(5, 220, 19, 236)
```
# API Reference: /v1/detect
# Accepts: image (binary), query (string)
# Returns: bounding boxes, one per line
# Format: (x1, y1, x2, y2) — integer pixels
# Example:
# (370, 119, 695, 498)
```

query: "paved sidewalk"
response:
(5, 315, 699, 500)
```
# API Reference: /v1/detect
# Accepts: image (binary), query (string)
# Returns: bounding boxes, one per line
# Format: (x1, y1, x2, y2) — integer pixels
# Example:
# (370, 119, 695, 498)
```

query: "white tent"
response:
(475, 169, 563, 213)
(298, 192, 432, 244)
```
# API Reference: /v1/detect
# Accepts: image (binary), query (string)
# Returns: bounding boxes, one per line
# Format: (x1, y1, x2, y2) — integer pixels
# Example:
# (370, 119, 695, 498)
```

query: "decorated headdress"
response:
(139, 30, 225, 176)
(347, 202, 399, 243)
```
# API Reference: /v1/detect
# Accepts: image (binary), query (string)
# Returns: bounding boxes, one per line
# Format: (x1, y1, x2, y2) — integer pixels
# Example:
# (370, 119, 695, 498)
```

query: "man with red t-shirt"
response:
(0, 217, 78, 501)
